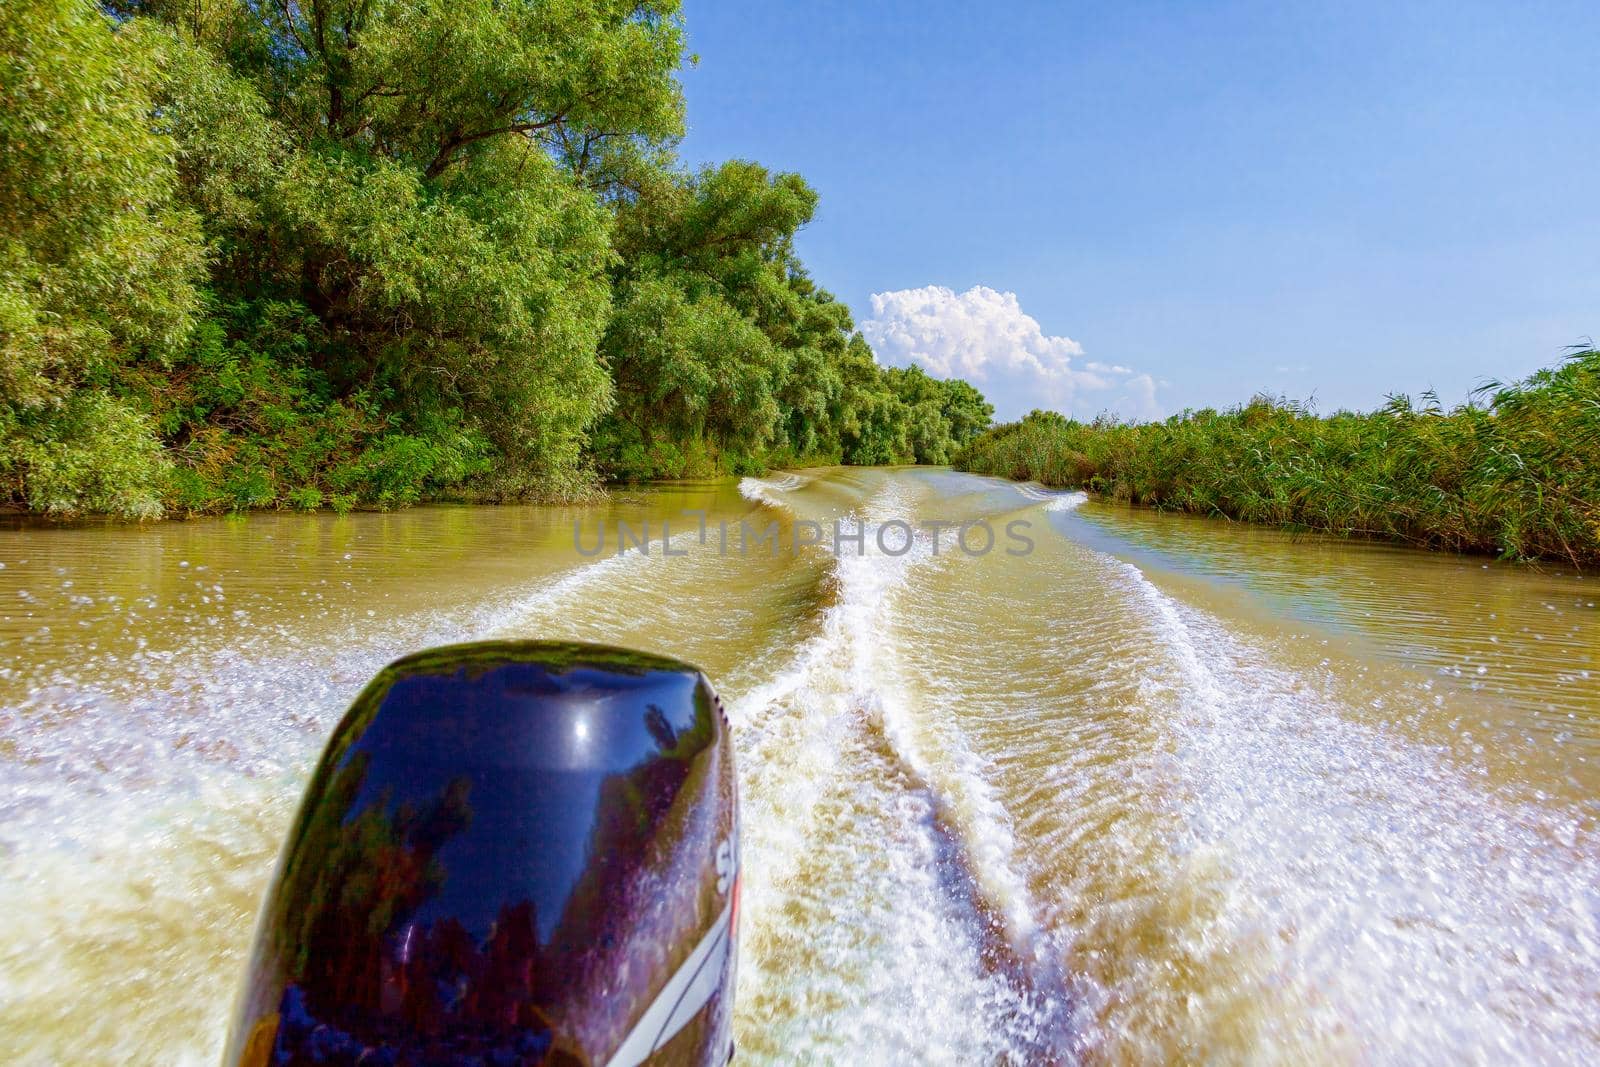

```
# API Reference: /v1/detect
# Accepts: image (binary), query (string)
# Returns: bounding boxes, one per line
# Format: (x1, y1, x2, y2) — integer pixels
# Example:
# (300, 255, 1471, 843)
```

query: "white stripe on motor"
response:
(604, 899, 733, 1067)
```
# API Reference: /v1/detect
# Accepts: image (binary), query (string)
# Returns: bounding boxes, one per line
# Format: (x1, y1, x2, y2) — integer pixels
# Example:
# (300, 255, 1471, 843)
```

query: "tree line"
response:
(2, 0, 993, 517)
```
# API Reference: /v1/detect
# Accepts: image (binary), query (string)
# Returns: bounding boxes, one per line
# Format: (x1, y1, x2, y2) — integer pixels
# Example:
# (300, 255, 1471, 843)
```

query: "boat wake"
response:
(0, 542, 687, 1065)
(1015, 484, 1089, 511)
(1071, 558, 1600, 1060)
(725, 483, 1071, 1062)
(5, 466, 1596, 1065)
(738, 473, 807, 510)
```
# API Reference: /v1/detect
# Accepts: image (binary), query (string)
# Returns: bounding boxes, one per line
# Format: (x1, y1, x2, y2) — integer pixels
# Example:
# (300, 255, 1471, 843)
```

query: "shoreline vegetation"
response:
(955, 350, 1600, 568)
(2, 0, 990, 521)
(5, 5, 1594, 572)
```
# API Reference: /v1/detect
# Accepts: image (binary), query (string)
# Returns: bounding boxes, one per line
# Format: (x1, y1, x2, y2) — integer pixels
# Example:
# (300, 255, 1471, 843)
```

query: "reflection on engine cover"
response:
(222, 640, 739, 1067)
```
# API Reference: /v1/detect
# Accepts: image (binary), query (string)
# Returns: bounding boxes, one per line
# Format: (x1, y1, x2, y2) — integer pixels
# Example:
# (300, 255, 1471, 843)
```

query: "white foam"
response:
(738, 473, 805, 510)
(726, 483, 1055, 1060)
(1015, 483, 1088, 511)
(0, 539, 689, 1064)
(1103, 558, 1600, 1059)
(1044, 491, 1088, 512)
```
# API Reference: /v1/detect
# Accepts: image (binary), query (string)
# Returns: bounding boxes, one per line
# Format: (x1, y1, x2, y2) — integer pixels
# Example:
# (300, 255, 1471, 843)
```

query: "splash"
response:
(1091, 559, 1600, 1059)
(0, 542, 683, 1065)
(725, 484, 1063, 1061)
(1015, 484, 1088, 511)
(737, 473, 805, 510)
(5, 467, 1597, 1064)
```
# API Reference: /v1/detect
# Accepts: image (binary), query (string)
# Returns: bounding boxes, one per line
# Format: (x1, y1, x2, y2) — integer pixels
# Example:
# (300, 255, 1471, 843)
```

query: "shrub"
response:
(9, 392, 172, 519)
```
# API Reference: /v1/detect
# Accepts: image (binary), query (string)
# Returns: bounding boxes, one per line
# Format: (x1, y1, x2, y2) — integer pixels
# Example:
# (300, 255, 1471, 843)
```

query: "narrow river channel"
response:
(2, 467, 1597, 1064)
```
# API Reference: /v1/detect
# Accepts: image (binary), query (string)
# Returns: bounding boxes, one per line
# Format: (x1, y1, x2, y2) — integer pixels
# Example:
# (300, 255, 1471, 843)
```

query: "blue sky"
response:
(676, 0, 1599, 421)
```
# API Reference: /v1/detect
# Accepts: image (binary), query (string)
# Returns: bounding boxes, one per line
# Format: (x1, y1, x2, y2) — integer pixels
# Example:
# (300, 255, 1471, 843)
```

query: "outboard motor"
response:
(224, 641, 739, 1067)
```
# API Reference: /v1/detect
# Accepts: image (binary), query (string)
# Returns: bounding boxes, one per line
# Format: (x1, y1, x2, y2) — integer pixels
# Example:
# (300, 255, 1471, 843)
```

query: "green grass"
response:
(954, 350, 1600, 567)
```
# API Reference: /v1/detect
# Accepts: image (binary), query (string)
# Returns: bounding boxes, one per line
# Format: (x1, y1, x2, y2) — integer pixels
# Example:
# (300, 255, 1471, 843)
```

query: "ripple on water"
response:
(2, 473, 1598, 1064)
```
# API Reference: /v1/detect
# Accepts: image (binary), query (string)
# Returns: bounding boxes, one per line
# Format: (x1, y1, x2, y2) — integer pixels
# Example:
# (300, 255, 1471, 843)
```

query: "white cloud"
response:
(860, 285, 1162, 422)
(861, 285, 1082, 381)
(1114, 373, 1161, 421)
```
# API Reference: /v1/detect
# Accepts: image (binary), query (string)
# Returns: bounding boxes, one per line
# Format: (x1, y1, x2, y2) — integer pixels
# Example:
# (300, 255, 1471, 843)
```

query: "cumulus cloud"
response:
(860, 285, 1161, 421)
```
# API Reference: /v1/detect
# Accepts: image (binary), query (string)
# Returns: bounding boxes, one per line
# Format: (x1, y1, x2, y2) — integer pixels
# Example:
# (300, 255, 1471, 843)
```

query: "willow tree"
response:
(4, 1, 995, 511)
(149, 0, 688, 502)
(0, 0, 207, 516)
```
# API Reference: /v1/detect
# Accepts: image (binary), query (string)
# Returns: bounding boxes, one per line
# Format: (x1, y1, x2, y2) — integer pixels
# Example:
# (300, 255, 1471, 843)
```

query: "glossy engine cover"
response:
(224, 641, 739, 1067)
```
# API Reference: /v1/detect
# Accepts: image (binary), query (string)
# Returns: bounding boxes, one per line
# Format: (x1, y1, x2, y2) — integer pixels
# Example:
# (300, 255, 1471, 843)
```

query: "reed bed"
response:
(954, 350, 1600, 566)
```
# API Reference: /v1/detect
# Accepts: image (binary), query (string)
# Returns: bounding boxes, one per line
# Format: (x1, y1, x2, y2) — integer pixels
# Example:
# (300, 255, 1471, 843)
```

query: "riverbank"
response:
(0, 453, 840, 527)
(954, 350, 1600, 567)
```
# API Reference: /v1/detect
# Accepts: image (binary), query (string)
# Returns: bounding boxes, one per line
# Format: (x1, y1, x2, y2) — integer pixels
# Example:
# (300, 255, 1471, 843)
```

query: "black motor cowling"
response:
(224, 641, 739, 1067)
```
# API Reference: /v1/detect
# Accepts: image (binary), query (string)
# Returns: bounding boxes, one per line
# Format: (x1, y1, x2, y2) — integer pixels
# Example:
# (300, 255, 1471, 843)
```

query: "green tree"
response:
(0, 0, 206, 515)
(595, 158, 989, 478)
(837, 336, 913, 466)
(151, 0, 688, 503)
(2, 0, 995, 514)
(883, 364, 995, 464)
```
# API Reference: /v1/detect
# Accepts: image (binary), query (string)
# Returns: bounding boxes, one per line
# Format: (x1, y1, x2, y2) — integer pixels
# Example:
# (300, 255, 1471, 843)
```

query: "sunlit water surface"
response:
(2, 468, 1597, 1064)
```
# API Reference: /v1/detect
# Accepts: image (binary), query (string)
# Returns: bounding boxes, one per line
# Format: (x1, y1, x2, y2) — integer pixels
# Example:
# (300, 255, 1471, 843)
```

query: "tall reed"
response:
(954, 351, 1600, 566)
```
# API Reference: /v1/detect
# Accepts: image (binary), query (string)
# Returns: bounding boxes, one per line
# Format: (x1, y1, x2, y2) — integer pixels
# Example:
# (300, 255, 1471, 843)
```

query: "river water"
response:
(2, 467, 1597, 1064)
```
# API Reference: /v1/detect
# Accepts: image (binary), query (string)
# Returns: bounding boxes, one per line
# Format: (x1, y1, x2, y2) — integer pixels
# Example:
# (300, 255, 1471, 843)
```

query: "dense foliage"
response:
(1, 0, 992, 516)
(956, 351, 1600, 566)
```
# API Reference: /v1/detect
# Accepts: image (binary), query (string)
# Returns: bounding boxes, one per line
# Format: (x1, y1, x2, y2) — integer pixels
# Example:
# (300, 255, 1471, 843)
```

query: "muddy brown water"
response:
(2, 468, 1596, 1064)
